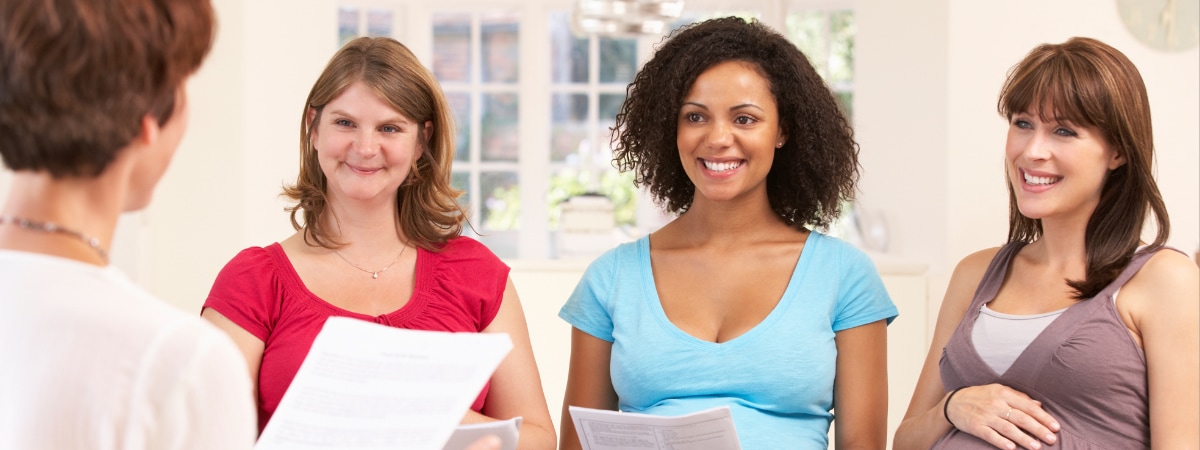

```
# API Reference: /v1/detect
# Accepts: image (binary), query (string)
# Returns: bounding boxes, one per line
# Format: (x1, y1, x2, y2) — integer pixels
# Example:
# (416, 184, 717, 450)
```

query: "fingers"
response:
(993, 407, 1054, 449)
(1004, 396, 1059, 447)
(946, 384, 1060, 449)
(465, 435, 502, 450)
(1021, 400, 1061, 434)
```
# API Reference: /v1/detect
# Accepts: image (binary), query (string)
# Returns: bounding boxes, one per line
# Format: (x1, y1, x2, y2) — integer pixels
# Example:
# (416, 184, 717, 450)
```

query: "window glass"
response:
(788, 13, 830, 77)
(349, 3, 862, 258)
(338, 7, 359, 46)
(446, 92, 472, 162)
(598, 38, 637, 84)
(550, 12, 589, 84)
(786, 10, 855, 116)
(481, 171, 520, 231)
(551, 93, 589, 163)
(598, 93, 623, 141)
(481, 13, 520, 83)
(451, 171, 471, 209)
(827, 11, 855, 85)
(433, 13, 472, 83)
(366, 9, 392, 37)
(481, 93, 519, 162)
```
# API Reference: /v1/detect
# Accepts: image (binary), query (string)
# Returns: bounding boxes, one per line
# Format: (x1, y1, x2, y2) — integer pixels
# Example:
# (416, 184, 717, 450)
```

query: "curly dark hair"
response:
(611, 16, 859, 230)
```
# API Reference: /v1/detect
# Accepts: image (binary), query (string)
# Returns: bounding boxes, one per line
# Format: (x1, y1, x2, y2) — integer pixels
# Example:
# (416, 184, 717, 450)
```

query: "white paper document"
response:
(568, 406, 742, 450)
(255, 317, 513, 450)
(441, 417, 521, 450)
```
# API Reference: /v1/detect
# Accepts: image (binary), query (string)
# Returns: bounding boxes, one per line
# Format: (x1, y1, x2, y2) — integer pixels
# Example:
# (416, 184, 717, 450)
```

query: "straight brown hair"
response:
(998, 37, 1169, 299)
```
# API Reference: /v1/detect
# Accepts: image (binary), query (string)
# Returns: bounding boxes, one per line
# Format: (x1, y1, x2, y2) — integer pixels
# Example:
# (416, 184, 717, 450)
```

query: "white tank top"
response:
(972, 304, 1068, 374)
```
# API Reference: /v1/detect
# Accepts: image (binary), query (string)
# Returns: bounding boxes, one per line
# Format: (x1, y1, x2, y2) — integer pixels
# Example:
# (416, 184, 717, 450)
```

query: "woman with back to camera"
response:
(558, 17, 899, 450)
(201, 36, 555, 449)
(0, 0, 257, 448)
(893, 37, 1199, 449)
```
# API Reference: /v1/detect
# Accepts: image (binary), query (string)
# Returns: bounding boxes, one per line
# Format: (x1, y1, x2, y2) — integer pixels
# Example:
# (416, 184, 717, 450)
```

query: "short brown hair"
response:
(284, 37, 464, 250)
(612, 17, 859, 230)
(999, 36, 1169, 298)
(0, 0, 216, 177)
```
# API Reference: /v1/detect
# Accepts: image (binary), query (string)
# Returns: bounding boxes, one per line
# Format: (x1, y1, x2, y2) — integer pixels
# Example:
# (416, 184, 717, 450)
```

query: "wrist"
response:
(943, 387, 966, 429)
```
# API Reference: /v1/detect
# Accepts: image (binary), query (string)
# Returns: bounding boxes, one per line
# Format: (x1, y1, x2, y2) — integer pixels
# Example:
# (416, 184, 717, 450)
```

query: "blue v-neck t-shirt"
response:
(559, 231, 898, 449)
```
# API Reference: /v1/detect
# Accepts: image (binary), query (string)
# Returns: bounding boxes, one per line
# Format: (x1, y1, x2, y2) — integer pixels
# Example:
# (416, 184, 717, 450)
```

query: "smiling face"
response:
(1005, 108, 1125, 223)
(676, 61, 785, 206)
(310, 81, 428, 207)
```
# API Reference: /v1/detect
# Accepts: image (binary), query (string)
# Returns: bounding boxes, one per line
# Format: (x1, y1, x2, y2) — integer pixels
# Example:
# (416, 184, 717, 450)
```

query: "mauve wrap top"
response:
(935, 243, 1171, 449)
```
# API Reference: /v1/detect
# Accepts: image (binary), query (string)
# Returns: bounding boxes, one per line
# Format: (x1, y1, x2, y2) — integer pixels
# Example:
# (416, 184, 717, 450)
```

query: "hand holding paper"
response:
(255, 317, 513, 450)
(568, 406, 741, 450)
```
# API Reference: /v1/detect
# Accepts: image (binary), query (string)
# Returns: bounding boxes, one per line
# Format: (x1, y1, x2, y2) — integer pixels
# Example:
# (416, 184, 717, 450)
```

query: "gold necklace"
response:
(333, 243, 408, 279)
(0, 215, 109, 262)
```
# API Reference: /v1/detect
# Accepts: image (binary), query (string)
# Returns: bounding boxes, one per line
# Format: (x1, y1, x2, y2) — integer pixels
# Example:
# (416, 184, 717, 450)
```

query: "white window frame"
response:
(338, 0, 854, 259)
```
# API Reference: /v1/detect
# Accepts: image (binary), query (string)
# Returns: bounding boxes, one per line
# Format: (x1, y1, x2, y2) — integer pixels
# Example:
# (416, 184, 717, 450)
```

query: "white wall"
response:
(1, 0, 1194, 440)
(4, 1, 1188, 322)
(144, 0, 338, 310)
(856, 0, 1200, 330)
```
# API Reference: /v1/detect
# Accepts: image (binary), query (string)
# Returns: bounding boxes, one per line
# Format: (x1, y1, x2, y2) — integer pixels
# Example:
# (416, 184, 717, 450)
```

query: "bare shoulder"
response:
(1123, 249, 1200, 311)
(936, 247, 1003, 317)
(279, 232, 316, 257)
(1138, 248, 1199, 284)
(949, 247, 1003, 290)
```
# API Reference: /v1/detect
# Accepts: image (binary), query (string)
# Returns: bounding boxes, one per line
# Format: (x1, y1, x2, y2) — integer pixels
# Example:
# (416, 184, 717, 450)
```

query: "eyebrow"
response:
(681, 101, 765, 113)
(326, 109, 411, 125)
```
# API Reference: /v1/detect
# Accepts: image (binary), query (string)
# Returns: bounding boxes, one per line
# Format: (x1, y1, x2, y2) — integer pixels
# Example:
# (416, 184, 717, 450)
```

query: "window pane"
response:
(548, 169, 591, 229)
(551, 93, 588, 163)
(481, 13, 520, 83)
(828, 11, 855, 84)
(433, 13, 472, 83)
(481, 93, 519, 162)
(451, 171, 471, 210)
(668, 11, 760, 36)
(835, 90, 853, 120)
(446, 92, 472, 162)
(338, 7, 359, 47)
(598, 37, 637, 84)
(550, 12, 588, 83)
(601, 170, 637, 226)
(366, 9, 392, 37)
(481, 171, 520, 231)
(787, 13, 830, 79)
(598, 93, 624, 147)
(548, 169, 637, 228)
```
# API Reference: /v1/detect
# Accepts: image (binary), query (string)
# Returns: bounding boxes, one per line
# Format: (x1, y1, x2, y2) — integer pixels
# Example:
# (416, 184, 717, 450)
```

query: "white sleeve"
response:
(143, 320, 258, 450)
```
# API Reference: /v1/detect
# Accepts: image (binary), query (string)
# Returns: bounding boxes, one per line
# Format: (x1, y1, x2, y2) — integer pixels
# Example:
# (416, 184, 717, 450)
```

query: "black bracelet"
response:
(944, 387, 965, 428)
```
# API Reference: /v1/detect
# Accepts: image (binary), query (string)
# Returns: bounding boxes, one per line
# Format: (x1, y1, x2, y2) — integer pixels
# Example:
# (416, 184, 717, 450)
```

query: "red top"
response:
(203, 237, 508, 432)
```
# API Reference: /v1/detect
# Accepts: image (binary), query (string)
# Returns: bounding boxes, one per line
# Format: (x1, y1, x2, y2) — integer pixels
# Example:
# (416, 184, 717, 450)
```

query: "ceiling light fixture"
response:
(571, 0, 686, 36)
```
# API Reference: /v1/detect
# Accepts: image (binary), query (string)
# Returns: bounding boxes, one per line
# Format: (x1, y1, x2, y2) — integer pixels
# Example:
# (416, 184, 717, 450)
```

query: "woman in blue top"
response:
(558, 17, 898, 449)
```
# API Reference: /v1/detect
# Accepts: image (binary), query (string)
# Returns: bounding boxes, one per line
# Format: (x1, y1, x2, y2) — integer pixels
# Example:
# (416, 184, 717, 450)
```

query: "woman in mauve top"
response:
(894, 37, 1199, 450)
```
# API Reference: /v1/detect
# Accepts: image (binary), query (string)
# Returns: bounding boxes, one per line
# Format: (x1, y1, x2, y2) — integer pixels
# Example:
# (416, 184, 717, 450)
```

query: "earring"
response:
(775, 142, 784, 148)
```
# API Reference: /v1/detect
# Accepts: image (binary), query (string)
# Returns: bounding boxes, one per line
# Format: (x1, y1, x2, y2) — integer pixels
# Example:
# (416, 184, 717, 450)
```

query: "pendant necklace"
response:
(0, 215, 109, 262)
(333, 243, 408, 279)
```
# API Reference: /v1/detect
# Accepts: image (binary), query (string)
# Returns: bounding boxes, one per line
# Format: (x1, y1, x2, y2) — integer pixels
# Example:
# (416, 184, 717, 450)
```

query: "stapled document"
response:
(442, 417, 521, 450)
(255, 317, 513, 450)
(568, 405, 742, 450)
